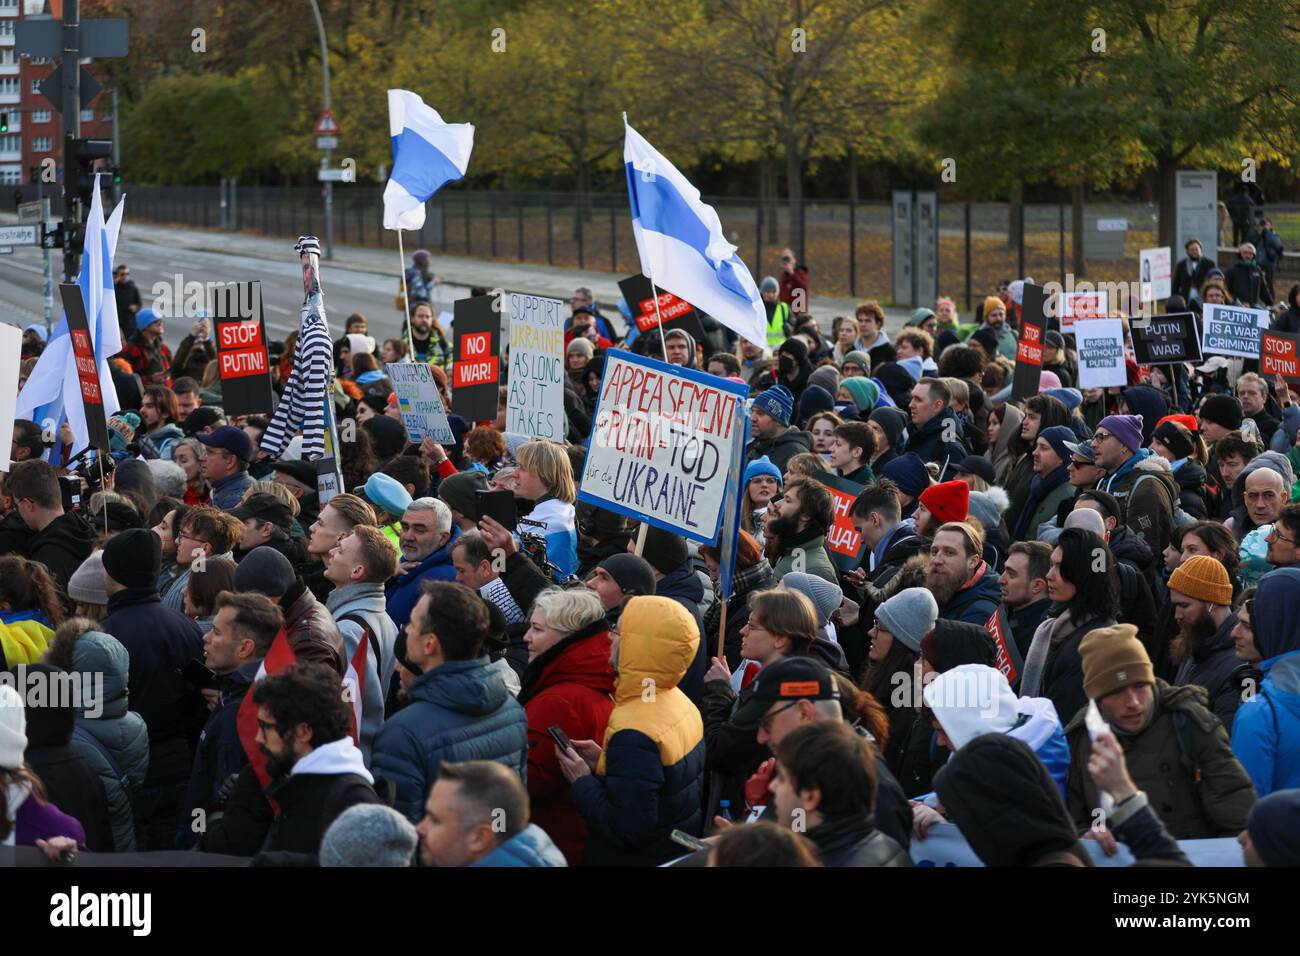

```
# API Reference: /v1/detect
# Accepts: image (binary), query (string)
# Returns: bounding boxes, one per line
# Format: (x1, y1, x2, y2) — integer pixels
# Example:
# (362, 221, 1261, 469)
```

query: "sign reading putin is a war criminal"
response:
(506, 292, 567, 442)
(579, 349, 748, 544)
(1202, 302, 1269, 360)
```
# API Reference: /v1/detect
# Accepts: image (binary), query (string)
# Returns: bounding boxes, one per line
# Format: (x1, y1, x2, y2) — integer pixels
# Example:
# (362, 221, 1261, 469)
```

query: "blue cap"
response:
(137, 308, 162, 328)
(197, 424, 254, 463)
(361, 472, 413, 518)
(744, 456, 783, 488)
(1045, 387, 1082, 411)
(752, 383, 794, 425)
(881, 453, 931, 498)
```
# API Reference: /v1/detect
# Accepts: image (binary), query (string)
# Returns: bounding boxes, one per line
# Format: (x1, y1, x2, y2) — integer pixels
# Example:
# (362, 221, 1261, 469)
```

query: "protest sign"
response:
(1010, 283, 1046, 401)
(811, 471, 867, 572)
(1202, 303, 1268, 359)
(1057, 289, 1108, 334)
(909, 823, 1241, 868)
(578, 349, 747, 544)
(506, 292, 566, 441)
(212, 281, 274, 417)
(0, 324, 19, 470)
(1074, 319, 1128, 388)
(386, 362, 454, 443)
(61, 284, 110, 453)
(1139, 246, 1172, 301)
(985, 606, 1024, 686)
(452, 293, 501, 422)
(616, 273, 708, 344)
(1131, 311, 1200, 365)
(1260, 329, 1300, 392)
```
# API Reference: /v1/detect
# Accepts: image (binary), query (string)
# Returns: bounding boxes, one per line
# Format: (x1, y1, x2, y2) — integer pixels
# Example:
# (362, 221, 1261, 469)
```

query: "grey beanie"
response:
(320, 804, 417, 867)
(232, 546, 296, 597)
(1239, 451, 1295, 491)
(68, 551, 109, 606)
(146, 459, 188, 499)
(1063, 507, 1107, 537)
(874, 587, 939, 653)
(781, 572, 843, 627)
(760, 276, 780, 294)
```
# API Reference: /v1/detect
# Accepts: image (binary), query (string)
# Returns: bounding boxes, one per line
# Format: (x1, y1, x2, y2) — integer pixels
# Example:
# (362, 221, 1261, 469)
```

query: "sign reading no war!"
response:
(579, 350, 748, 544)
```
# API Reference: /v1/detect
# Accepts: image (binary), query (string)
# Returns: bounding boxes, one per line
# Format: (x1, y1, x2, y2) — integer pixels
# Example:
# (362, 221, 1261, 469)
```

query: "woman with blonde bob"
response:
(514, 440, 579, 580)
(518, 586, 615, 864)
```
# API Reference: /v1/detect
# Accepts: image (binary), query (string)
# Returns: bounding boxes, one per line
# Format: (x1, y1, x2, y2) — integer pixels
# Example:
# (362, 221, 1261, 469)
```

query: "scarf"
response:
(703, 559, 774, 643)
(1012, 463, 1070, 540)
(1019, 609, 1079, 699)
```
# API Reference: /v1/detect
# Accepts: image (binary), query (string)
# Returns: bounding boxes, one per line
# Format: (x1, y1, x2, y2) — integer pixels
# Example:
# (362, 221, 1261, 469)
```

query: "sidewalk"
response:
(0, 210, 917, 334)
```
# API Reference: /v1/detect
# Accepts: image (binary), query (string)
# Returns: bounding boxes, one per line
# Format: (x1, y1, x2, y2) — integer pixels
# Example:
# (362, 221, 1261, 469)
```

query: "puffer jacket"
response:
(280, 581, 346, 677)
(905, 408, 970, 481)
(1171, 458, 1209, 519)
(1064, 680, 1256, 839)
(384, 527, 461, 630)
(326, 581, 400, 763)
(372, 655, 529, 823)
(654, 560, 708, 706)
(518, 621, 615, 866)
(67, 631, 150, 852)
(471, 823, 568, 867)
(569, 596, 706, 866)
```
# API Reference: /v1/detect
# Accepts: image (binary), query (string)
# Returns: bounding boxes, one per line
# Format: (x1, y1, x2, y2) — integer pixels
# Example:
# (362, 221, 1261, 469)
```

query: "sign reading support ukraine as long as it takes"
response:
(579, 349, 748, 545)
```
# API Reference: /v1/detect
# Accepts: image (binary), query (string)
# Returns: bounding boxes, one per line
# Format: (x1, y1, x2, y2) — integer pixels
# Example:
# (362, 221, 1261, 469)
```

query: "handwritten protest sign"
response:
(811, 471, 867, 572)
(1057, 289, 1108, 334)
(578, 349, 747, 544)
(1202, 303, 1268, 359)
(386, 362, 454, 443)
(506, 293, 566, 441)
(1074, 319, 1127, 388)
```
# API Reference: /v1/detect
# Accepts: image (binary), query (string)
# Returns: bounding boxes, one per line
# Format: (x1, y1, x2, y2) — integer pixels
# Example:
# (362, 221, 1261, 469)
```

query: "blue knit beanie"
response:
(753, 383, 794, 426)
(797, 385, 835, 424)
(744, 456, 783, 488)
(881, 453, 931, 498)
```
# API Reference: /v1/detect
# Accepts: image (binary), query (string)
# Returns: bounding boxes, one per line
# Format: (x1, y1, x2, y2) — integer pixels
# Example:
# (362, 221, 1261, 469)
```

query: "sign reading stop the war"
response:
(60, 283, 110, 452)
(212, 281, 274, 417)
(452, 293, 502, 422)
(1011, 283, 1047, 401)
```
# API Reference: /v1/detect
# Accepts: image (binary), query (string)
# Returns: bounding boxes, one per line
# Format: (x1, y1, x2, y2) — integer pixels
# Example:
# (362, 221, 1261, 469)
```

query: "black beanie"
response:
(103, 528, 162, 588)
(640, 527, 689, 575)
(1153, 420, 1195, 460)
(1199, 394, 1243, 431)
(364, 415, 410, 460)
(599, 554, 657, 597)
(233, 546, 296, 598)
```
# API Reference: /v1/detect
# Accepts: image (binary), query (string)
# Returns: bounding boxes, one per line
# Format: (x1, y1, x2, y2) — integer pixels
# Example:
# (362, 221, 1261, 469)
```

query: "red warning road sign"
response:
(313, 109, 340, 135)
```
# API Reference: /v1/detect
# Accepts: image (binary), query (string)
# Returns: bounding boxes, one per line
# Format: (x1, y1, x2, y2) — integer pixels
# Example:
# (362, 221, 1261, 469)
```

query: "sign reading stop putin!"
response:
(1261, 329, 1300, 391)
(212, 281, 274, 417)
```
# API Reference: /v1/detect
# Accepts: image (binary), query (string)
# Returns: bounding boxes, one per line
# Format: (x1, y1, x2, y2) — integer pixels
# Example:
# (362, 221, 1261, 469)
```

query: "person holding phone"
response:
(513, 441, 579, 581)
(517, 588, 614, 865)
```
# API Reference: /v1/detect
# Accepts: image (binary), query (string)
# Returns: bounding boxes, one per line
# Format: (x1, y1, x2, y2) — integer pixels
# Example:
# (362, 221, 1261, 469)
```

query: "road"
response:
(0, 230, 477, 351)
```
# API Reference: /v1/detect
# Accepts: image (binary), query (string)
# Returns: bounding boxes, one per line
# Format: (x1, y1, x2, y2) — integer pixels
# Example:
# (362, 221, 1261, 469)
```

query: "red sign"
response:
(454, 356, 499, 388)
(70, 329, 101, 404)
(313, 108, 340, 134)
(811, 471, 867, 572)
(220, 349, 269, 379)
(1261, 330, 1300, 388)
(1016, 322, 1043, 367)
(218, 320, 264, 351)
(634, 290, 695, 333)
(985, 606, 1022, 685)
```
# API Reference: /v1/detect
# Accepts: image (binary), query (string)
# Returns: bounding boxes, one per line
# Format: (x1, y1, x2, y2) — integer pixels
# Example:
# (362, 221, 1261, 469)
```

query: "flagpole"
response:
(397, 230, 415, 352)
(717, 600, 728, 662)
(647, 268, 669, 357)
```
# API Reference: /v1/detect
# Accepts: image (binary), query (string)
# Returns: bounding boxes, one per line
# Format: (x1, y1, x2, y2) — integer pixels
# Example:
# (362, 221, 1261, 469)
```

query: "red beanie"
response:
(1157, 413, 1199, 434)
(919, 480, 969, 524)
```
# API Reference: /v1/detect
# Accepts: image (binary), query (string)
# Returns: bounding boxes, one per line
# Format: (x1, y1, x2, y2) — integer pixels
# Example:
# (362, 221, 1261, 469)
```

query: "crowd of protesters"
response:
(2, 239, 1298, 870)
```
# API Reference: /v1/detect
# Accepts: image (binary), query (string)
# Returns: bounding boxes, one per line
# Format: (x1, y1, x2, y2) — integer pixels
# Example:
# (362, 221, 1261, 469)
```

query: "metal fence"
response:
(37, 182, 1300, 308)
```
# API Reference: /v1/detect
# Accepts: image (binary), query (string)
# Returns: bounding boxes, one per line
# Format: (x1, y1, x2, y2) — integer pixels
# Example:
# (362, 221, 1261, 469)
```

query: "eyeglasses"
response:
(759, 699, 801, 733)
(1092, 432, 1117, 445)
(1267, 526, 1297, 545)
(256, 719, 283, 737)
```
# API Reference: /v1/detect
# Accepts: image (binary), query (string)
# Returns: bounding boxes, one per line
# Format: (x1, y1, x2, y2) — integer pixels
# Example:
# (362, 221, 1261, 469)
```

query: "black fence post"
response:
(1058, 201, 1066, 285)
(490, 192, 497, 258)
(577, 197, 585, 270)
(755, 202, 763, 280)
(964, 202, 972, 313)
(441, 194, 447, 252)
(517, 200, 524, 262)
(546, 193, 553, 265)
(1017, 203, 1025, 278)
(464, 193, 471, 254)
(849, 198, 857, 298)
(609, 201, 616, 272)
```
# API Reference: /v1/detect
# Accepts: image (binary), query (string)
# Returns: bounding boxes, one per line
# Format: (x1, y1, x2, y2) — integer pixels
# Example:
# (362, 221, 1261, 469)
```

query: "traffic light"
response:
(70, 137, 112, 208)
(0, 113, 8, 133)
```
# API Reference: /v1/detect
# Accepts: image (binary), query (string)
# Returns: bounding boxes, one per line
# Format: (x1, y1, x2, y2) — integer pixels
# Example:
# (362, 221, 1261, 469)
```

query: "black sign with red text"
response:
(60, 283, 110, 452)
(212, 281, 274, 417)
(1011, 283, 1047, 401)
(452, 293, 502, 423)
(617, 273, 708, 346)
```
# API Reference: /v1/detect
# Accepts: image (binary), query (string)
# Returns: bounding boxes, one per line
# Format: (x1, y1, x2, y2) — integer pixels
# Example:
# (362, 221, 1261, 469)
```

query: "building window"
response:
(0, 77, 17, 95)
(0, 135, 18, 153)
(30, 78, 40, 93)
(0, 169, 19, 186)
(33, 136, 52, 151)
(0, 21, 13, 37)
(0, 50, 14, 66)
(79, 108, 93, 122)
(100, 109, 112, 122)
(32, 109, 50, 123)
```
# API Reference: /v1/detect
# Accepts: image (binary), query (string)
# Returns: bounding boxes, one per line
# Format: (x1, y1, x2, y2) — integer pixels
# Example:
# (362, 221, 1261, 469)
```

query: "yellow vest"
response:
(765, 302, 790, 349)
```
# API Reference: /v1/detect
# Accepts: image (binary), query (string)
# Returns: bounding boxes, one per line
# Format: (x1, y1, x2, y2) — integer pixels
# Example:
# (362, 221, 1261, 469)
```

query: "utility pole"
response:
(308, 0, 334, 260)
(111, 87, 121, 205)
(60, 1, 82, 283)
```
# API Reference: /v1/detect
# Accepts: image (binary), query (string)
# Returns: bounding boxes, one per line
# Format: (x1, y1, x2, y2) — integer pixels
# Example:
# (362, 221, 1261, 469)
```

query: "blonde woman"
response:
(514, 440, 579, 580)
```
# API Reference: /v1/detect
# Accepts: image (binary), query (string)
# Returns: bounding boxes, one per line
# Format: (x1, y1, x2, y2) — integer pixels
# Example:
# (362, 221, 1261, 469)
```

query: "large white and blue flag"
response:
(17, 175, 123, 465)
(624, 121, 767, 347)
(382, 89, 475, 231)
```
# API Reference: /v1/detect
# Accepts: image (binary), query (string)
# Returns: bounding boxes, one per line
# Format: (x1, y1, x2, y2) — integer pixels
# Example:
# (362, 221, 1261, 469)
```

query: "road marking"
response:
(264, 303, 290, 315)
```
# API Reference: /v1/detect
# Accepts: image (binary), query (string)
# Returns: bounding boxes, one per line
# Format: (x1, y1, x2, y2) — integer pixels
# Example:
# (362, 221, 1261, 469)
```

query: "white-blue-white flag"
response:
(17, 175, 123, 464)
(382, 89, 474, 231)
(624, 122, 767, 347)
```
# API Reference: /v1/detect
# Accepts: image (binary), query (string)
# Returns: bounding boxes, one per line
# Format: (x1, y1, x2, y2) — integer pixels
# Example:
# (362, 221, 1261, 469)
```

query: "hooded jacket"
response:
(937, 564, 1002, 627)
(1119, 386, 1169, 445)
(327, 581, 400, 765)
(66, 631, 151, 852)
(1231, 567, 1300, 796)
(518, 620, 615, 866)
(1065, 680, 1255, 839)
(746, 427, 813, 474)
(654, 559, 709, 706)
(1100, 449, 1178, 558)
(569, 597, 706, 866)
(989, 403, 1024, 486)
(471, 823, 568, 867)
(100, 585, 206, 786)
(255, 737, 380, 865)
(904, 408, 969, 482)
(25, 510, 94, 589)
(372, 655, 529, 823)
(1174, 612, 1252, 733)
(934, 734, 1092, 867)
(384, 526, 462, 630)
